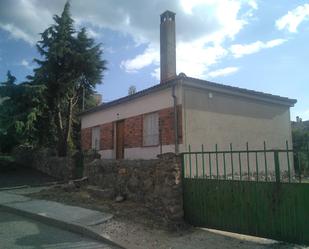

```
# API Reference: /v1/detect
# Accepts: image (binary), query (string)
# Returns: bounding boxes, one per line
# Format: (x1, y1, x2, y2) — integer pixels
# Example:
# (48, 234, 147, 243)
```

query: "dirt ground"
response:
(0, 167, 58, 188)
(27, 186, 307, 249)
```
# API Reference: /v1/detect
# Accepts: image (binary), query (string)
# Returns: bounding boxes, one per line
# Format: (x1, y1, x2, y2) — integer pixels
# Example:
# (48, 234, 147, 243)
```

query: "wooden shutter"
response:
(143, 113, 159, 146)
(91, 126, 100, 150)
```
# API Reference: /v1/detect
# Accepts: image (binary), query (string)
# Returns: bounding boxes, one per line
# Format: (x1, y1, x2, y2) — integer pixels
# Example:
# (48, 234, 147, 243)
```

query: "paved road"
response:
(0, 211, 118, 249)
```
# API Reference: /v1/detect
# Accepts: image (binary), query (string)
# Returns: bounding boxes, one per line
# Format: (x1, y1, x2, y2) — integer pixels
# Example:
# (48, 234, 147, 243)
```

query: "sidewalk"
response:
(0, 190, 122, 248)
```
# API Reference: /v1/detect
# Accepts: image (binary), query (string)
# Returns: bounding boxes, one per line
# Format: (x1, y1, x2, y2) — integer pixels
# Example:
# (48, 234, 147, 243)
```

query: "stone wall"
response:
(84, 153, 183, 226)
(31, 149, 75, 180)
(13, 147, 81, 181)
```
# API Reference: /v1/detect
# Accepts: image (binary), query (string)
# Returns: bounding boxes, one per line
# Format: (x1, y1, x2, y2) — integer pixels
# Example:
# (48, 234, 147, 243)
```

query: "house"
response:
(80, 10, 296, 160)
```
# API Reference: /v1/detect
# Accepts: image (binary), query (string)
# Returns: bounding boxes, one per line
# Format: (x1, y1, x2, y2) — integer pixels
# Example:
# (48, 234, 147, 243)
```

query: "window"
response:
(143, 112, 159, 146)
(91, 126, 100, 150)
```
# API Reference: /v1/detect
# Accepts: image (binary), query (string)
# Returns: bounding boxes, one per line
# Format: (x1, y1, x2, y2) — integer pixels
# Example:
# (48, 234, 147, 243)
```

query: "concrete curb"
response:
(0, 203, 126, 249)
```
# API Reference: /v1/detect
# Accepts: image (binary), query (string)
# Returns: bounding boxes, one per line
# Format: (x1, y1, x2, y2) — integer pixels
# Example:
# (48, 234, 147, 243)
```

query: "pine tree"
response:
(32, 1, 106, 156)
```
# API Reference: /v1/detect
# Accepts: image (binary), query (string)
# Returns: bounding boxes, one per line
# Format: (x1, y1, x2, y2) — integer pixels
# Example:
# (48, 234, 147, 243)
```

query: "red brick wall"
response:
(81, 105, 183, 151)
(124, 115, 143, 148)
(100, 123, 114, 150)
(81, 127, 92, 150)
(159, 105, 182, 145)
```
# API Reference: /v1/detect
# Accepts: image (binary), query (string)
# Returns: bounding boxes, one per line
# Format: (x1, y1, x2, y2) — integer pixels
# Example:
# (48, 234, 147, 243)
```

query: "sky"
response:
(0, 0, 308, 121)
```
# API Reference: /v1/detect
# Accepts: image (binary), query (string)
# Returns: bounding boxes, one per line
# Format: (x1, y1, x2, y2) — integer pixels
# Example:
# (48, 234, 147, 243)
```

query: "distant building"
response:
(80, 10, 296, 160)
(292, 117, 309, 130)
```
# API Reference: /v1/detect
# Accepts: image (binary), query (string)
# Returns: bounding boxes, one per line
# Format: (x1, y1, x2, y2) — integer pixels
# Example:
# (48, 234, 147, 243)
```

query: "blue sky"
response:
(0, 0, 308, 120)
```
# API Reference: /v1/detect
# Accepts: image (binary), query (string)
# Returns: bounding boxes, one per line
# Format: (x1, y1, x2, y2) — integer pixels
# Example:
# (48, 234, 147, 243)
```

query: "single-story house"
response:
(80, 10, 296, 161)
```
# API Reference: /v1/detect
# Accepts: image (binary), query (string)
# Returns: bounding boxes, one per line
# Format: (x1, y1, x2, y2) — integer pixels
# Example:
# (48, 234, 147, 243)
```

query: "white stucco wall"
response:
(182, 85, 293, 175)
(98, 144, 185, 160)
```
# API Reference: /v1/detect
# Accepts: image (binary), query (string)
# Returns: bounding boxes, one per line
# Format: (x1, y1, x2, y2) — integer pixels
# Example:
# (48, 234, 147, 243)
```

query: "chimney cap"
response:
(160, 10, 176, 16)
(160, 10, 176, 22)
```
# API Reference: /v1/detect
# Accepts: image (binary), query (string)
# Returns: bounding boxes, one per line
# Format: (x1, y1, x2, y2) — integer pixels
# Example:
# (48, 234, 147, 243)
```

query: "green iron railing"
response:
(182, 141, 309, 183)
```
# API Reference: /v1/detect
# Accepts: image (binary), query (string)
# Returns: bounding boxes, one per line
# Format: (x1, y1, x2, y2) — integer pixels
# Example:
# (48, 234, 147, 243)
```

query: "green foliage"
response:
(30, 1, 106, 156)
(0, 71, 45, 152)
(292, 125, 309, 175)
(128, 85, 137, 95)
(0, 2, 106, 156)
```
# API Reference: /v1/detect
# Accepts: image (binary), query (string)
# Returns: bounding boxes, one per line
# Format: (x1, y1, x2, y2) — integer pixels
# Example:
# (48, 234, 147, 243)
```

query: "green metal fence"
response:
(183, 141, 309, 183)
(182, 142, 309, 244)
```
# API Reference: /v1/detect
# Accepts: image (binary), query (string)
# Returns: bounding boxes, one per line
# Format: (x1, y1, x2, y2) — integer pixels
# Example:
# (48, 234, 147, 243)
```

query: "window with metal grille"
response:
(91, 126, 100, 150)
(143, 112, 159, 146)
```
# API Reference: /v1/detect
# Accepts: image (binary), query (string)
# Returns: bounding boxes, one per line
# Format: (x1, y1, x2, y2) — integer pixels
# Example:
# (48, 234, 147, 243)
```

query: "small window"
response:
(91, 126, 100, 150)
(143, 112, 159, 146)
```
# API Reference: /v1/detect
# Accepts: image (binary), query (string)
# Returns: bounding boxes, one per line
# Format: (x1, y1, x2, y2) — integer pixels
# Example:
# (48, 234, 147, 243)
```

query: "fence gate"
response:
(182, 143, 309, 245)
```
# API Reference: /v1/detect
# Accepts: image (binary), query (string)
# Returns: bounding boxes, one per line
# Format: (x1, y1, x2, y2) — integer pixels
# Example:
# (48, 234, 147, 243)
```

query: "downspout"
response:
(172, 84, 179, 154)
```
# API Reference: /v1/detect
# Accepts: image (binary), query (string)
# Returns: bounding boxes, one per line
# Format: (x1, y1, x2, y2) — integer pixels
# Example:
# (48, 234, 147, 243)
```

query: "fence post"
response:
(274, 150, 280, 183)
(181, 153, 185, 180)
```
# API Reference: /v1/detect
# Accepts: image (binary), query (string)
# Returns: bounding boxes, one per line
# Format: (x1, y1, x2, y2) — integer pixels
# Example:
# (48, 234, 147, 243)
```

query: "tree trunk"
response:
(64, 97, 73, 152)
(55, 105, 67, 157)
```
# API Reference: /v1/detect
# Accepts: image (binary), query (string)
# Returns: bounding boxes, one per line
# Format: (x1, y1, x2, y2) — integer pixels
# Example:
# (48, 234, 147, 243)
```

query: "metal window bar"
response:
(189, 145, 192, 178)
(215, 144, 219, 179)
(246, 142, 250, 180)
(238, 152, 242, 181)
(264, 141, 268, 182)
(201, 144, 205, 178)
(286, 140, 291, 183)
(195, 152, 199, 178)
(230, 143, 234, 180)
(255, 152, 259, 182)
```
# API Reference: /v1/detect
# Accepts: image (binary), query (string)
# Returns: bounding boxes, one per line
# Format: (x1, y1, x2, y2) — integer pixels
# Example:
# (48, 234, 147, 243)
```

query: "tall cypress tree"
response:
(32, 2, 106, 156)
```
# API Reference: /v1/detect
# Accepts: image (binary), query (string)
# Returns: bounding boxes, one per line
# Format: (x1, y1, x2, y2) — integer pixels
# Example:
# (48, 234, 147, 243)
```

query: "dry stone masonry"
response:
(84, 153, 184, 227)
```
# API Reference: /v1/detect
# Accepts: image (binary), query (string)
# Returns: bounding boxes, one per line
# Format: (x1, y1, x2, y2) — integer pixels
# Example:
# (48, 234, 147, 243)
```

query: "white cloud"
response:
(0, 0, 53, 45)
(0, 0, 258, 78)
(207, 66, 239, 78)
(86, 28, 101, 39)
(20, 59, 32, 70)
(177, 42, 228, 78)
(151, 67, 160, 80)
(0, 23, 36, 44)
(247, 0, 258, 10)
(230, 39, 287, 58)
(276, 4, 309, 33)
(114, 0, 256, 78)
(120, 46, 159, 73)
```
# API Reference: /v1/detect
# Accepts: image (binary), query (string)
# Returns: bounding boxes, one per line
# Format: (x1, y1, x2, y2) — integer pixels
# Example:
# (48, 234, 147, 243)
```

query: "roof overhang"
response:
(79, 74, 297, 117)
(182, 76, 297, 107)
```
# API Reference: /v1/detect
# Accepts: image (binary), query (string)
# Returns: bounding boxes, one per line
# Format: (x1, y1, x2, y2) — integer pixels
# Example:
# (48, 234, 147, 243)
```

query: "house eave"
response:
(79, 74, 296, 117)
(79, 78, 178, 117)
(182, 76, 297, 107)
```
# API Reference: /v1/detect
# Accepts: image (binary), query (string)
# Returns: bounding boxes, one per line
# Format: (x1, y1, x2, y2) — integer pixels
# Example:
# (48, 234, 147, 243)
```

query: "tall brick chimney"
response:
(160, 10, 176, 83)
